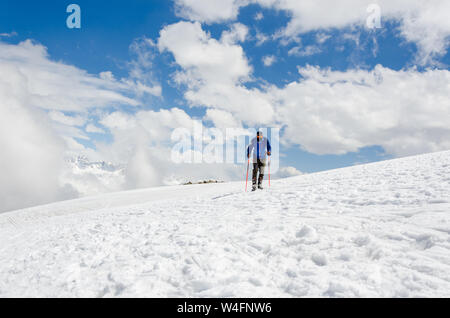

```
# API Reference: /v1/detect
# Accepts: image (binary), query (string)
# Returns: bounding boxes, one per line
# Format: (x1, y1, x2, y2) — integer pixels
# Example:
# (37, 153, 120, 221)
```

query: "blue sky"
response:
(1, 0, 449, 177)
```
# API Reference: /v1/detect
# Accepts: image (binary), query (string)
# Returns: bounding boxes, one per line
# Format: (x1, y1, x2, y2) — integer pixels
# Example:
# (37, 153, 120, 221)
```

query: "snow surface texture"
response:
(0, 151, 449, 297)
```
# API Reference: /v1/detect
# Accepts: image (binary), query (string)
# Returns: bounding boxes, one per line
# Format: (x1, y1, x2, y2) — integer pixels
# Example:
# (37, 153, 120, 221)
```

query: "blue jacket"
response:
(247, 137, 271, 160)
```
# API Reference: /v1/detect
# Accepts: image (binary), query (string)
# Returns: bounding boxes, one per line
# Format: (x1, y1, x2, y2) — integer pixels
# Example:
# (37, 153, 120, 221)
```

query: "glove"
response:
(267, 151, 271, 156)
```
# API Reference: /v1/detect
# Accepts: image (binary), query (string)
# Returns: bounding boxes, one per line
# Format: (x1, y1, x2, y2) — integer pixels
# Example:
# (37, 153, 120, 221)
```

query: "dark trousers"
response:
(252, 158, 266, 186)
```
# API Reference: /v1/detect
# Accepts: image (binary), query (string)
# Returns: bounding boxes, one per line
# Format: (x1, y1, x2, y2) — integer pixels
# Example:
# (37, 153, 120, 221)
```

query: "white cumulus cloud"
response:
(262, 55, 277, 66)
(0, 40, 149, 212)
(174, 0, 248, 23)
(157, 21, 450, 158)
(158, 21, 274, 125)
(173, 0, 450, 65)
(271, 65, 450, 156)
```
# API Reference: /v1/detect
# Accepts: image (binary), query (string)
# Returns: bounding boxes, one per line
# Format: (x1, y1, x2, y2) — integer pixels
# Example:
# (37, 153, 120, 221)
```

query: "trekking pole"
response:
(268, 156, 271, 188)
(245, 158, 250, 192)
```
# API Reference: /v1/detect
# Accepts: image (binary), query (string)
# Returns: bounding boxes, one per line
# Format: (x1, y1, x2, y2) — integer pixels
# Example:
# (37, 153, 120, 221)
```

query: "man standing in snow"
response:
(247, 131, 272, 191)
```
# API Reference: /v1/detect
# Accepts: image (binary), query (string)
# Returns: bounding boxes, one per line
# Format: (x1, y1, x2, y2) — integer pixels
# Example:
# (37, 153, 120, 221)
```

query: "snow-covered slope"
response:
(1, 151, 449, 297)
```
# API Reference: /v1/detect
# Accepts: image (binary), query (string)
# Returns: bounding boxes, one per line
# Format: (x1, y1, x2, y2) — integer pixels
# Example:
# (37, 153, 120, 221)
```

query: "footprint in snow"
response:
(286, 269, 297, 278)
(248, 278, 263, 287)
(338, 252, 352, 262)
(296, 225, 316, 238)
(190, 280, 213, 293)
(311, 254, 328, 266)
(353, 235, 371, 247)
(415, 234, 435, 250)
